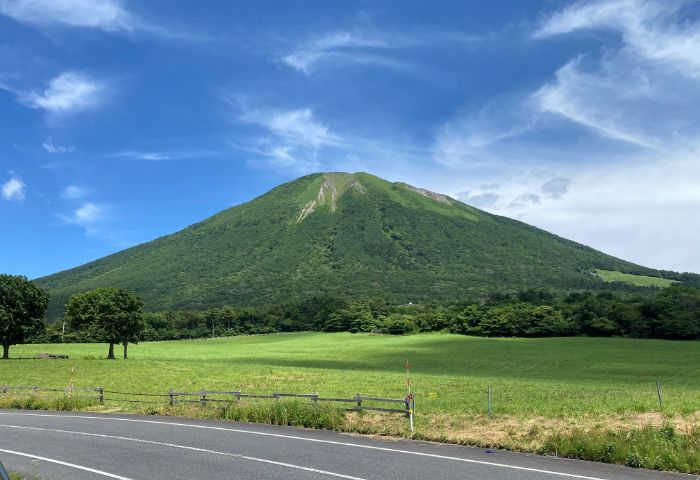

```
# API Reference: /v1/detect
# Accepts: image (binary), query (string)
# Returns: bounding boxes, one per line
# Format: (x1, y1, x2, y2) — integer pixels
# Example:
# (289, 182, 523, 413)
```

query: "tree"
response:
(65, 288, 144, 359)
(0, 274, 49, 359)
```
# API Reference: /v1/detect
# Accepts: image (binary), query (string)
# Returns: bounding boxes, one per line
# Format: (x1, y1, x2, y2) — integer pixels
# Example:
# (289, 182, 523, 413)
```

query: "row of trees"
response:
(3, 273, 700, 359)
(45, 285, 700, 342)
(1, 274, 144, 359)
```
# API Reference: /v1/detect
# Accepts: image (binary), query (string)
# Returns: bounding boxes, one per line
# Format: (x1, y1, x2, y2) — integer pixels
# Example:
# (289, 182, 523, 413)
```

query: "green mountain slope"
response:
(37, 172, 663, 317)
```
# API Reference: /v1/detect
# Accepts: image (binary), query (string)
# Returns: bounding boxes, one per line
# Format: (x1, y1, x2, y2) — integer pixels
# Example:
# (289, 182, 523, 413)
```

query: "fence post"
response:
(488, 385, 492, 417)
(98, 387, 104, 405)
(169, 388, 174, 406)
(235, 391, 241, 402)
(33, 386, 39, 396)
(657, 380, 663, 409)
(406, 393, 414, 433)
(312, 393, 318, 404)
(355, 394, 362, 410)
(1, 385, 6, 395)
(200, 390, 207, 407)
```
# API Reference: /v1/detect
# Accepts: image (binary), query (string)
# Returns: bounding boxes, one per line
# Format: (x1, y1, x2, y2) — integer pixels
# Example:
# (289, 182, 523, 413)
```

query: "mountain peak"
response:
(37, 171, 655, 317)
(297, 172, 367, 222)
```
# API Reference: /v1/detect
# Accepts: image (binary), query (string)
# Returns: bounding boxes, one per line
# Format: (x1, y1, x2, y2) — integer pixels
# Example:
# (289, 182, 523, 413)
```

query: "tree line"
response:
(2, 273, 700, 360)
(37, 285, 700, 343)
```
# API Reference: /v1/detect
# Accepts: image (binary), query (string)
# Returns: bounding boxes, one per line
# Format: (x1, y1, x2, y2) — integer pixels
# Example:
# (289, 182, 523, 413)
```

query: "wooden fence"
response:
(0, 385, 416, 431)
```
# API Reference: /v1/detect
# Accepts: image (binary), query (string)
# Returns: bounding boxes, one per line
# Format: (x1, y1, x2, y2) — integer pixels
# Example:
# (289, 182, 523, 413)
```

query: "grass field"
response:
(2, 332, 699, 416)
(2, 333, 699, 472)
(596, 269, 678, 288)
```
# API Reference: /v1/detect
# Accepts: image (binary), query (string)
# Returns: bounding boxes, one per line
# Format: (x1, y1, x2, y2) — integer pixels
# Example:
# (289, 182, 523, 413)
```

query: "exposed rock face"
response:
(404, 184, 452, 204)
(297, 173, 366, 222)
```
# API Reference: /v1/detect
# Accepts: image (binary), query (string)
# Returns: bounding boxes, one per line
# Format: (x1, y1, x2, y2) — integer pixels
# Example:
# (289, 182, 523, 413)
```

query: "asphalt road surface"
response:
(0, 410, 693, 480)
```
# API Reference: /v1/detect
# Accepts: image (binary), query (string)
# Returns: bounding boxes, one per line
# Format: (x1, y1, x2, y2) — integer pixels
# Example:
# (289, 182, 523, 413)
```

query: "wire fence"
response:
(0, 385, 416, 430)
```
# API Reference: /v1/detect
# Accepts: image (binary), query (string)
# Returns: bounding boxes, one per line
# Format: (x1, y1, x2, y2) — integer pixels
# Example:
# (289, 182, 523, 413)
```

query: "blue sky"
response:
(2, 0, 700, 278)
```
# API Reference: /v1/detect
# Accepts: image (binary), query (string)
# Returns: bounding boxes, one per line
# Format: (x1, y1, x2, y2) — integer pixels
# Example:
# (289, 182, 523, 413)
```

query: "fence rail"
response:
(0, 385, 416, 430)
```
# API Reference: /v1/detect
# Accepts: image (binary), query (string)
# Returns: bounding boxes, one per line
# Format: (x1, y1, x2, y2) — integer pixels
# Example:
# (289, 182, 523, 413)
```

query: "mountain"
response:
(37, 172, 664, 317)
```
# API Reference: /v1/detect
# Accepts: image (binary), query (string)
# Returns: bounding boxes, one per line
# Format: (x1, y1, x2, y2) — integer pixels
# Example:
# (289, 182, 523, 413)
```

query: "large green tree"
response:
(0, 274, 49, 359)
(65, 288, 144, 359)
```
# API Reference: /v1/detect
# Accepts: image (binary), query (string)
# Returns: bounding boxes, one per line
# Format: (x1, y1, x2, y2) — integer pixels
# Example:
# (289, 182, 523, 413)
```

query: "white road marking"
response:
(0, 424, 366, 480)
(0, 448, 134, 480)
(0, 412, 610, 480)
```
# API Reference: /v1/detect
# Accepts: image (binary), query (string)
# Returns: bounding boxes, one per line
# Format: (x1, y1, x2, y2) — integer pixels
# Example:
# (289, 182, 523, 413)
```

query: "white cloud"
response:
(535, 0, 700, 78)
(0, 0, 203, 41)
(477, 154, 700, 273)
(0, 0, 134, 31)
(112, 151, 172, 161)
(106, 149, 220, 161)
(281, 29, 479, 75)
(20, 71, 107, 118)
(42, 138, 74, 153)
(281, 31, 406, 74)
(233, 104, 337, 171)
(531, 1, 700, 149)
(1, 173, 26, 202)
(73, 203, 103, 223)
(264, 109, 330, 148)
(430, 0, 700, 272)
(60, 202, 107, 233)
(60, 185, 86, 199)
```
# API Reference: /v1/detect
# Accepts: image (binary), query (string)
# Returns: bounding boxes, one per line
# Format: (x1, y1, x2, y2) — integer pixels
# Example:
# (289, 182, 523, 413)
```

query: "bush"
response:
(374, 314, 418, 335)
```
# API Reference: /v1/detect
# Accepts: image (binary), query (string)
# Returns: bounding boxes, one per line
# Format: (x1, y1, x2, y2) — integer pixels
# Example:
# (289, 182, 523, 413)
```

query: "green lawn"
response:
(596, 269, 678, 288)
(1, 332, 699, 417)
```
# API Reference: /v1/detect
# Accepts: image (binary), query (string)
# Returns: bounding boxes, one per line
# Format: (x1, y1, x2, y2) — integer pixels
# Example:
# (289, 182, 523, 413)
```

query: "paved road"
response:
(0, 410, 693, 480)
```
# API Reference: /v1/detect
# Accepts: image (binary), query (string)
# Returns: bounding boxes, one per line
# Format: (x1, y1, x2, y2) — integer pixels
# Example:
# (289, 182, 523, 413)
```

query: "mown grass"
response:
(596, 269, 678, 288)
(1, 333, 699, 473)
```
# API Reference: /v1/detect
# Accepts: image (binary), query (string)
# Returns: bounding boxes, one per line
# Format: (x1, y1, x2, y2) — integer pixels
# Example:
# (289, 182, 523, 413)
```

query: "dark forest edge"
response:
(31, 284, 700, 345)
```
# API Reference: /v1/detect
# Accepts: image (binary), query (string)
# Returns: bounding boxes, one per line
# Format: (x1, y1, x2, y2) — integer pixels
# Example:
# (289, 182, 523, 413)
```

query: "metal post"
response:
(200, 390, 207, 407)
(169, 388, 174, 406)
(356, 394, 362, 410)
(657, 380, 663, 409)
(98, 387, 104, 405)
(488, 385, 492, 417)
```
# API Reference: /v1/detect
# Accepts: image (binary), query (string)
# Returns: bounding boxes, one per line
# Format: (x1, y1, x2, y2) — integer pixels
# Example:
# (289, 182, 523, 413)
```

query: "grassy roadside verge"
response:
(1, 395, 698, 474)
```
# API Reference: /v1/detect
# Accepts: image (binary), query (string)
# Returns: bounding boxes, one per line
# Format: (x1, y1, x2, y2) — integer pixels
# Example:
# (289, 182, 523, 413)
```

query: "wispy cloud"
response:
(535, 0, 700, 78)
(13, 71, 108, 119)
(224, 93, 431, 174)
(106, 149, 220, 161)
(42, 138, 74, 153)
(242, 108, 332, 148)
(280, 29, 480, 74)
(430, 0, 700, 272)
(0, 0, 192, 39)
(433, 95, 533, 167)
(230, 99, 338, 170)
(2, 172, 26, 202)
(0, 0, 133, 31)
